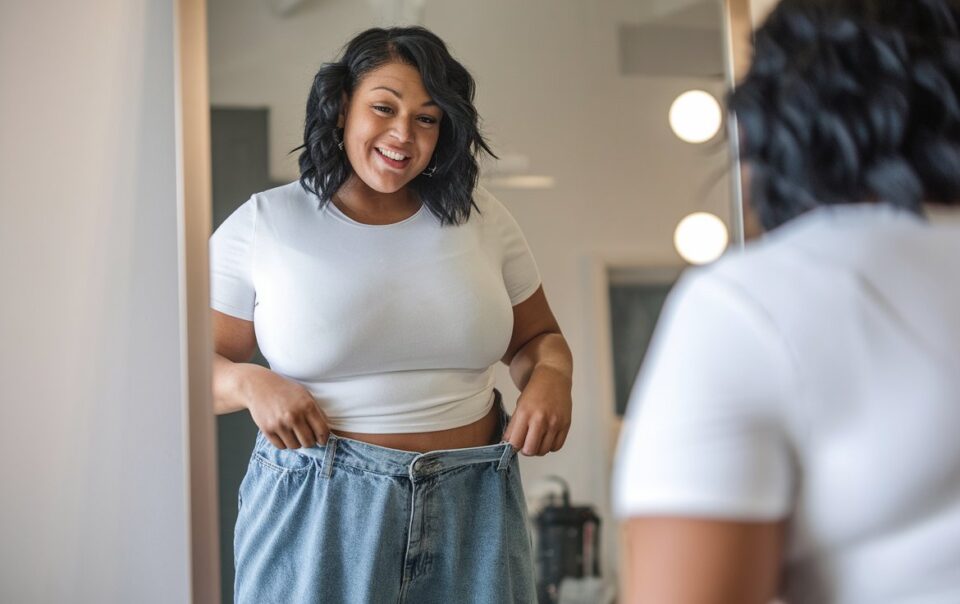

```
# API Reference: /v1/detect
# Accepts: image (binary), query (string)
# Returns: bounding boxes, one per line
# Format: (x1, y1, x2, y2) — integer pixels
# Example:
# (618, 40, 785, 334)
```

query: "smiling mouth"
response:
(374, 147, 412, 169)
(376, 147, 409, 161)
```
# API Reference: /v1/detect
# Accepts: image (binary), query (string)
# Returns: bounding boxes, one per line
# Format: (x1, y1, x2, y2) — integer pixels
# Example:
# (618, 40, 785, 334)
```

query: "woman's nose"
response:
(390, 118, 413, 143)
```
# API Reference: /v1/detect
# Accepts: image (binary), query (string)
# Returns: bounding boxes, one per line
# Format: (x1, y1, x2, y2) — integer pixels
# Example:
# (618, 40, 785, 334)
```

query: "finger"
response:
(521, 420, 546, 457)
(275, 426, 299, 449)
(306, 410, 330, 445)
(264, 432, 286, 449)
(537, 430, 556, 457)
(506, 415, 528, 451)
(502, 417, 513, 443)
(291, 421, 317, 449)
(552, 428, 569, 452)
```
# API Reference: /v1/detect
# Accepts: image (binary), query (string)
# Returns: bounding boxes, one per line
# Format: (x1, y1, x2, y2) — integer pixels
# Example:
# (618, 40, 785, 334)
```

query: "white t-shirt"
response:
(613, 204, 960, 603)
(209, 182, 541, 433)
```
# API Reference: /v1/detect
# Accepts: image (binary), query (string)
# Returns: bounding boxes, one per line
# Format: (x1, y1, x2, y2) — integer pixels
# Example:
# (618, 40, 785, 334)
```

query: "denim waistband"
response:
(255, 390, 515, 480)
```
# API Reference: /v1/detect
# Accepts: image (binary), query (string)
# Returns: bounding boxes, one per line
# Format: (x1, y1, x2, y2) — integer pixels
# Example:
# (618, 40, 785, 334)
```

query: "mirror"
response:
(204, 0, 740, 600)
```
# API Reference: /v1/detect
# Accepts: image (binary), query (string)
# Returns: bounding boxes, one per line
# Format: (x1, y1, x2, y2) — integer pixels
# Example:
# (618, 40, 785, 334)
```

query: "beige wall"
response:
(0, 1, 193, 601)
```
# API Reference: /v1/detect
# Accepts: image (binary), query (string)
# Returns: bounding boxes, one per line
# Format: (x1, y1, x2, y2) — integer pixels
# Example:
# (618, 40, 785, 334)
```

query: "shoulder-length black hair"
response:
(295, 26, 494, 225)
(729, 0, 960, 230)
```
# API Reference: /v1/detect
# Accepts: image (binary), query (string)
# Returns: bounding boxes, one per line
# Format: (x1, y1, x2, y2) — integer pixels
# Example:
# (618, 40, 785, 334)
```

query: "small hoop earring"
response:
(333, 128, 344, 151)
(422, 159, 438, 178)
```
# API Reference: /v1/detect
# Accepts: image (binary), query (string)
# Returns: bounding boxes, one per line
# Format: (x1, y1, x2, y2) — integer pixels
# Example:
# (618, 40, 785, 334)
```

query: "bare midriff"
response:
(330, 402, 502, 453)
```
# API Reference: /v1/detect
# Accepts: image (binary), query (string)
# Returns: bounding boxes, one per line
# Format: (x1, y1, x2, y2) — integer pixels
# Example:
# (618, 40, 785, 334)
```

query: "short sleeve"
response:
(612, 269, 797, 521)
(479, 188, 542, 305)
(209, 197, 257, 321)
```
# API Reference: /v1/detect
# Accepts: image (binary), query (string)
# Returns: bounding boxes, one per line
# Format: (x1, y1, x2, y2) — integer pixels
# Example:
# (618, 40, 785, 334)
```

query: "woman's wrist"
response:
(224, 362, 266, 411)
(531, 362, 572, 387)
(240, 363, 273, 404)
(509, 333, 572, 389)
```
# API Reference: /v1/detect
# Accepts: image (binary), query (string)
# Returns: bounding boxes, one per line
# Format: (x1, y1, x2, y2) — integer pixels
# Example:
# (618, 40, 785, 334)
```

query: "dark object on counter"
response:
(533, 476, 601, 604)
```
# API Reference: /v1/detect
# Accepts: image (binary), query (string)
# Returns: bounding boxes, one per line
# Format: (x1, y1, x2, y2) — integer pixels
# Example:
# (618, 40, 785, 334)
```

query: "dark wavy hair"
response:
(295, 27, 494, 225)
(728, 0, 960, 230)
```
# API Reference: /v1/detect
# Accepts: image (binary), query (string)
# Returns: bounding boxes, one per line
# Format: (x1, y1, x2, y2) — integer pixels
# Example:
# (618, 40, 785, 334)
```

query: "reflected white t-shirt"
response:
(613, 204, 960, 603)
(209, 182, 540, 433)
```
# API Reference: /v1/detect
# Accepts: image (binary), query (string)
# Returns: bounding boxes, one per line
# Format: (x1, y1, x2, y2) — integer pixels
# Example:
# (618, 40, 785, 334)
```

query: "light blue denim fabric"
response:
(234, 394, 536, 603)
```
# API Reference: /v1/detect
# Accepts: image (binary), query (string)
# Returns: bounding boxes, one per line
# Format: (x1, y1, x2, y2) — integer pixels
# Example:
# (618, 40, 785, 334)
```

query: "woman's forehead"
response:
(358, 63, 432, 101)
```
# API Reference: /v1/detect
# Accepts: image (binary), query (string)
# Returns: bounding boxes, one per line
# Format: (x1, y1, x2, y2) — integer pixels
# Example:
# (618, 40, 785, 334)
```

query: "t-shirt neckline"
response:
(324, 199, 427, 229)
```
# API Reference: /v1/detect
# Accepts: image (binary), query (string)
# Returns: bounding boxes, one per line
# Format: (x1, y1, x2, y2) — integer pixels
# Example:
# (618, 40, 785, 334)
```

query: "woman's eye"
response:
(418, 116, 438, 125)
(373, 105, 393, 114)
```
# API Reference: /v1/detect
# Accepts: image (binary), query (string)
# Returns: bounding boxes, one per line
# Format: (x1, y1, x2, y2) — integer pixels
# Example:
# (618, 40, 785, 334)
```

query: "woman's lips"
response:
(375, 147, 411, 169)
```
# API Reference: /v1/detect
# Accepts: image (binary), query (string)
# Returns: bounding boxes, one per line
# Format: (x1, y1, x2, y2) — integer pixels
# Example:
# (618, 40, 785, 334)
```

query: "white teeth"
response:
(377, 148, 408, 161)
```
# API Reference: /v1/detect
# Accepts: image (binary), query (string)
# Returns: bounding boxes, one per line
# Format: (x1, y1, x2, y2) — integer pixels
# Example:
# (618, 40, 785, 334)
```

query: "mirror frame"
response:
(176, 0, 221, 602)
(721, 0, 753, 249)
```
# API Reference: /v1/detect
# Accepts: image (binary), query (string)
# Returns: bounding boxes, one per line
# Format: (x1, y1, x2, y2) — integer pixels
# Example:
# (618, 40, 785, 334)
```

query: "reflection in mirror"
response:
(206, 1, 736, 601)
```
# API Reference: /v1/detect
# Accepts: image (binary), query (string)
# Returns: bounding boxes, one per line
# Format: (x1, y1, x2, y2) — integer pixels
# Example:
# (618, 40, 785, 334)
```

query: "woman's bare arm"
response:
(212, 310, 258, 415)
(621, 517, 786, 604)
(500, 287, 574, 456)
(211, 310, 329, 448)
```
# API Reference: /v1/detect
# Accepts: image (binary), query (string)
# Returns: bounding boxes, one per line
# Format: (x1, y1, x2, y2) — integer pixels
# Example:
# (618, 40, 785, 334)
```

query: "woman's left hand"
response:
(503, 365, 572, 456)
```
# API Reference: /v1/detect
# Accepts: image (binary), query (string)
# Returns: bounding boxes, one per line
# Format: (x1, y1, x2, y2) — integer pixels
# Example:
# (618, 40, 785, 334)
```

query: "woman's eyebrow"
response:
(370, 86, 438, 107)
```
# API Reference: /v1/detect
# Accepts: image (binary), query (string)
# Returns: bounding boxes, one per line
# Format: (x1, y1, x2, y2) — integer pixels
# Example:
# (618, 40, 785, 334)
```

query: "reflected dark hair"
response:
(729, 0, 960, 230)
(295, 26, 494, 225)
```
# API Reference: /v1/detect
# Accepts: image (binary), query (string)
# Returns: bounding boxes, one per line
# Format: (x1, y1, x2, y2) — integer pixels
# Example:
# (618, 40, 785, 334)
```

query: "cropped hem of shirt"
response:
(325, 388, 496, 434)
(209, 182, 541, 432)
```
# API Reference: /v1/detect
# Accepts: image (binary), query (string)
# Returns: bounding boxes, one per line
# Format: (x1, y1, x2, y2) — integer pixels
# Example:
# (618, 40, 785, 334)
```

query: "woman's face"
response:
(341, 61, 443, 195)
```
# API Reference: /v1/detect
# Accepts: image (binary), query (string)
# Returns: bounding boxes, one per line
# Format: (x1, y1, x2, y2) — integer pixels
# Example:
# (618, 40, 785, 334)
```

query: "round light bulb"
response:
(669, 90, 722, 144)
(674, 212, 729, 264)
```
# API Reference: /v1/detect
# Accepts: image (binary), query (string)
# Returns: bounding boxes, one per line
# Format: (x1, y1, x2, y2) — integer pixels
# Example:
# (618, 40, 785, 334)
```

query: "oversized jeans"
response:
(234, 393, 537, 603)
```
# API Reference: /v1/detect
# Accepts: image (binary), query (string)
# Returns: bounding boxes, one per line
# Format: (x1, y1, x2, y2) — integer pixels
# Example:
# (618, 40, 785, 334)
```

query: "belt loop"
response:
(322, 436, 338, 479)
(497, 443, 514, 472)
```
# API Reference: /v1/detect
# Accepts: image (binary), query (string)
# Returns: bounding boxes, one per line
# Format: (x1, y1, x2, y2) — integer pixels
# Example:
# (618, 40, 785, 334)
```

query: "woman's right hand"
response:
(239, 364, 330, 449)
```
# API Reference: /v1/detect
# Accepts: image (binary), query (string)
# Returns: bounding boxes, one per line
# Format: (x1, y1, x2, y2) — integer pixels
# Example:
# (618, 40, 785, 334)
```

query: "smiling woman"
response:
(295, 27, 494, 226)
(208, 26, 572, 604)
(335, 62, 442, 221)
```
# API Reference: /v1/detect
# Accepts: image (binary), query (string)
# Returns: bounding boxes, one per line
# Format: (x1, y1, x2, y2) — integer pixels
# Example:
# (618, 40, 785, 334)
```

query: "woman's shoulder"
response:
(233, 181, 323, 226)
(469, 185, 521, 226)
(254, 180, 317, 209)
(469, 185, 496, 213)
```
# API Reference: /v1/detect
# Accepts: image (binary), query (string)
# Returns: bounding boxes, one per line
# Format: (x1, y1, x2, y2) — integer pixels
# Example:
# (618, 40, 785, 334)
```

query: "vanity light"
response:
(669, 90, 722, 144)
(674, 212, 728, 264)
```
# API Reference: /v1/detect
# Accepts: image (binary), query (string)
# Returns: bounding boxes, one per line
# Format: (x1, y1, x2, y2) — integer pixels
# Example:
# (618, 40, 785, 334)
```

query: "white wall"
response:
(0, 1, 192, 601)
(208, 0, 733, 582)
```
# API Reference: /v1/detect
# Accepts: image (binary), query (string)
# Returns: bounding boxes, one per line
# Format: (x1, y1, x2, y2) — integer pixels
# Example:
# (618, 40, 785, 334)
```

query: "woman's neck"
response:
(332, 177, 421, 225)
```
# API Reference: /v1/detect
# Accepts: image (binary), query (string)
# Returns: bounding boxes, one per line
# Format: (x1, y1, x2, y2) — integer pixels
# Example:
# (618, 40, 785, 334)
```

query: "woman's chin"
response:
(359, 171, 417, 194)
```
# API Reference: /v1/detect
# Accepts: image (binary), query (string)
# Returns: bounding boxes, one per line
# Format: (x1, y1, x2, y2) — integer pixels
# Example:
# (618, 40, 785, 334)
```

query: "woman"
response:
(614, 1, 960, 603)
(210, 27, 572, 603)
